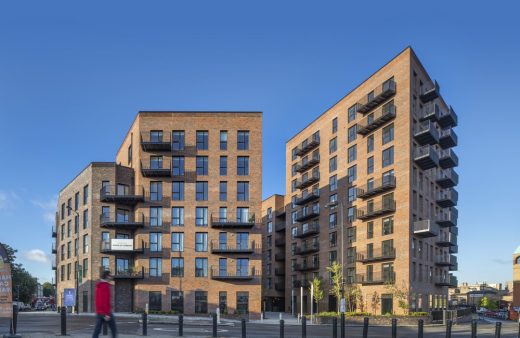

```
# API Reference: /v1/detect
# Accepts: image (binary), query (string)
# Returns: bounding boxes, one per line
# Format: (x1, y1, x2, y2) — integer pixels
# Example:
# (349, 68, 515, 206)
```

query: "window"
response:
(236, 292, 249, 314)
(236, 232, 249, 249)
(348, 165, 357, 183)
(150, 233, 162, 252)
(101, 257, 109, 272)
(347, 247, 356, 264)
(367, 135, 374, 153)
(172, 131, 185, 150)
(150, 182, 162, 201)
(196, 131, 208, 150)
(171, 291, 184, 313)
(220, 156, 227, 175)
(196, 207, 208, 226)
(67, 263, 71, 280)
(367, 221, 374, 239)
(196, 181, 208, 201)
(236, 258, 250, 276)
(329, 194, 337, 207)
(60, 224, 65, 240)
(67, 221, 71, 237)
(347, 226, 356, 242)
(291, 179, 297, 193)
(149, 258, 162, 277)
(61, 203, 65, 220)
(195, 291, 208, 313)
(291, 164, 297, 177)
(219, 232, 227, 249)
(382, 124, 394, 145)
(348, 145, 357, 163)
(195, 258, 208, 277)
(150, 130, 163, 142)
(149, 291, 162, 311)
(220, 131, 228, 150)
(172, 207, 184, 226)
(219, 207, 227, 221)
(237, 131, 249, 150)
(237, 156, 249, 175)
(329, 138, 337, 154)
(347, 207, 356, 223)
(237, 207, 250, 222)
(83, 185, 88, 204)
(348, 125, 357, 143)
(348, 105, 357, 122)
(171, 233, 184, 252)
(367, 156, 374, 174)
(150, 207, 163, 227)
(329, 175, 337, 191)
(150, 156, 163, 169)
(329, 156, 337, 172)
(329, 213, 337, 229)
(237, 182, 249, 201)
(332, 117, 338, 133)
(83, 210, 89, 229)
(382, 239, 394, 256)
(219, 291, 227, 313)
(172, 182, 184, 201)
(382, 147, 394, 167)
(82, 234, 89, 254)
(74, 192, 79, 210)
(195, 233, 208, 252)
(171, 258, 184, 277)
(128, 144, 132, 165)
(196, 156, 208, 175)
(291, 147, 297, 161)
(329, 232, 337, 247)
(219, 181, 227, 201)
(67, 198, 71, 216)
(348, 186, 356, 202)
(382, 217, 394, 235)
(267, 221, 272, 233)
(74, 239, 78, 256)
(172, 156, 185, 176)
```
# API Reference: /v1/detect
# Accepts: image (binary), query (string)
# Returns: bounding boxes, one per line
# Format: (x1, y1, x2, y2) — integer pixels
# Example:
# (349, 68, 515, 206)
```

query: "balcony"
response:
(275, 210, 286, 219)
(357, 176, 396, 199)
(52, 243, 56, 254)
(435, 274, 457, 287)
(414, 145, 439, 170)
(171, 145, 198, 157)
(413, 220, 439, 238)
(275, 282, 285, 291)
(296, 154, 320, 173)
(450, 244, 459, 254)
(171, 170, 196, 182)
(293, 223, 320, 239)
(295, 261, 320, 271)
(450, 258, 458, 271)
(100, 239, 145, 254)
(357, 248, 396, 263)
(140, 159, 172, 178)
(420, 80, 440, 103)
(438, 106, 458, 128)
(52, 261, 56, 270)
(100, 212, 145, 229)
(439, 128, 458, 149)
(356, 104, 396, 136)
(275, 253, 285, 261)
(293, 280, 311, 288)
(51, 225, 57, 238)
(295, 135, 320, 157)
(210, 214, 256, 228)
(114, 267, 145, 280)
(210, 241, 256, 254)
(295, 172, 320, 190)
(140, 132, 171, 152)
(295, 206, 320, 222)
(211, 267, 257, 281)
(436, 232, 457, 247)
(435, 254, 456, 267)
(436, 189, 458, 208)
(275, 238, 285, 247)
(437, 207, 458, 227)
(439, 149, 459, 169)
(356, 79, 396, 114)
(356, 271, 395, 285)
(419, 103, 440, 122)
(100, 185, 145, 205)
(294, 243, 319, 255)
(436, 169, 459, 189)
(356, 199, 396, 221)
(295, 190, 320, 206)
(414, 121, 439, 146)
(275, 268, 285, 276)
(275, 222, 286, 232)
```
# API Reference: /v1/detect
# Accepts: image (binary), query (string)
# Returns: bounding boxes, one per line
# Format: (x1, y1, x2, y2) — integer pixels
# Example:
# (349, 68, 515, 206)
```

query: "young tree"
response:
(309, 277, 324, 314)
(326, 261, 342, 314)
(346, 284, 361, 312)
(480, 296, 497, 310)
(385, 280, 410, 315)
(371, 291, 380, 315)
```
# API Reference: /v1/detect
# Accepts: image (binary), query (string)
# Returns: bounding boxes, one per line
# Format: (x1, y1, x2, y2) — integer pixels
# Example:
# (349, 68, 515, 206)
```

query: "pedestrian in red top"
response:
(92, 270, 117, 338)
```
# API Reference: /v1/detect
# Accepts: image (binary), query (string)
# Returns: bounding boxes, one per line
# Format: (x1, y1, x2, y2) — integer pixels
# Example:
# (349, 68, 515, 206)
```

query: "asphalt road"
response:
(2, 312, 520, 337)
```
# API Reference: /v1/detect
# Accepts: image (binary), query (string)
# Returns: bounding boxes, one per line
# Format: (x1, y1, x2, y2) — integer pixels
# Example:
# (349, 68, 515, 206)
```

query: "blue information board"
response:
(64, 288, 76, 307)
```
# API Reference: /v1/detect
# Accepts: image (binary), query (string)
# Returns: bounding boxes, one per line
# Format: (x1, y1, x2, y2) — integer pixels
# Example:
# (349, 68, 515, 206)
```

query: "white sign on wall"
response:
(110, 239, 134, 251)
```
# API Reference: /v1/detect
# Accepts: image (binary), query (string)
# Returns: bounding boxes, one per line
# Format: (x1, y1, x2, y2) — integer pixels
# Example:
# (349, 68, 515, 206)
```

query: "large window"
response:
(150, 207, 163, 227)
(382, 147, 394, 167)
(195, 258, 208, 277)
(237, 156, 249, 176)
(382, 217, 394, 235)
(219, 182, 227, 201)
(236, 232, 249, 249)
(150, 130, 163, 142)
(348, 165, 357, 183)
(172, 131, 185, 150)
(171, 291, 184, 313)
(195, 207, 208, 226)
(82, 235, 89, 254)
(150, 233, 162, 252)
(237, 131, 249, 150)
(348, 125, 357, 143)
(171, 258, 184, 277)
(172, 207, 184, 226)
(382, 124, 394, 145)
(196, 181, 208, 201)
(348, 105, 356, 122)
(150, 156, 163, 169)
(348, 145, 357, 163)
(236, 258, 250, 276)
(195, 291, 208, 313)
(196, 156, 208, 175)
(237, 208, 249, 222)
(149, 291, 161, 311)
(171, 232, 184, 252)
(220, 130, 228, 150)
(83, 210, 89, 229)
(83, 185, 89, 204)
(172, 182, 184, 201)
(74, 192, 79, 210)
(236, 292, 249, 314)
(348, 186, 356, 203)
(149, 258, 162, 277)
(329, 175, 337, 192)
(172, 156, 185, 176)
(195, 232, 208, 252)
(367, 156, 374, 174)
(150, 182, 162, 201)
(329, 137, 337, 154)
(220, 156, 227, 176)
(196, 131, 208, 150)
(367, 134, 374, 153)
(237, 182, 249, 201)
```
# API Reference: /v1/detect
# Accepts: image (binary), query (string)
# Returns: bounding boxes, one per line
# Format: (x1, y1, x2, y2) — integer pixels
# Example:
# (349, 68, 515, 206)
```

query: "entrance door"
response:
(381, 294, 393, 315)
(82, 291, 88, 312)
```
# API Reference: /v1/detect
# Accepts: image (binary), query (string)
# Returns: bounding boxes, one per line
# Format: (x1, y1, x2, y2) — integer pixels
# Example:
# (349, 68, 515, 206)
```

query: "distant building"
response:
(34, 283, 43, 298)
(450, 282, 509, 308)
(513, 246, 520, 307)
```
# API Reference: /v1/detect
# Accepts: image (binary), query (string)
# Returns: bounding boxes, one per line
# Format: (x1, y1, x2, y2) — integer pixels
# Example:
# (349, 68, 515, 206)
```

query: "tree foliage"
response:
(42, 282, 55, 297)
(309, 277, 324, 314)
(385, 280, 410, 314)
(0, 242, 38, 304)
(326, 261, 342, 314)
(480, 296, 497, 310)
(371, 291, 380, 315)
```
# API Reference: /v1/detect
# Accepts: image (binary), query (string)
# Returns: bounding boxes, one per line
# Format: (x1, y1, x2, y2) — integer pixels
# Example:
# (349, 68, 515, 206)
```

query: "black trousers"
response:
(92, 313, 117, 338)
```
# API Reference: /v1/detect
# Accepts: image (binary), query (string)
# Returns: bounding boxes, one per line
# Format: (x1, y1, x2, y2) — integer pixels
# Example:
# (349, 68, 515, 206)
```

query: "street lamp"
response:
(325, 201, 346, 307)
(67, 206, 80, 315)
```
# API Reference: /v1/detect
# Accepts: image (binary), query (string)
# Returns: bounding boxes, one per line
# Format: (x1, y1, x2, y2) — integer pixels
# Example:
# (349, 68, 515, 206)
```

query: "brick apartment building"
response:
(53, 112, 263, 318)
(513, 246, 520, 307)
(262, 47, 459, 315)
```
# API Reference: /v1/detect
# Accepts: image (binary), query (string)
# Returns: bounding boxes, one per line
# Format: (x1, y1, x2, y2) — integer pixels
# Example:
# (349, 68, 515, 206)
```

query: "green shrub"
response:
(409, 312, 428, 317)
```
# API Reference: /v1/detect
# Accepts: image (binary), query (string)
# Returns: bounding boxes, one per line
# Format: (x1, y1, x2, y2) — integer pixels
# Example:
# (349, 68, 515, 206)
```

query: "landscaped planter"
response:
(313, 314, 431, 325)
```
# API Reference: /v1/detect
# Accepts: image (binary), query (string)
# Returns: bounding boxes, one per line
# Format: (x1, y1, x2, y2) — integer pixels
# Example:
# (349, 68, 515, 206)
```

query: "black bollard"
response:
(418, 319, 424, 338)
(363, 317, 369, 338)
(341, 313, 345, 338)
(446, 319, 452, 338)
(142, 312, 147, 336)
(332, 317, 338, 338)
(60, 306, 67, 336)
(495, 321, 501, 338)
(471, 319, 477, 338)
(212, 313, 217, 338)
(241, 318, 246, 338)
(102, 320, 108, 335)
(392, 318, 397, 338)
(279, 319, 284, 338)
(179, 314, 183, 337)
(302, 316, 307, 338)
(12, 304, 18, 334)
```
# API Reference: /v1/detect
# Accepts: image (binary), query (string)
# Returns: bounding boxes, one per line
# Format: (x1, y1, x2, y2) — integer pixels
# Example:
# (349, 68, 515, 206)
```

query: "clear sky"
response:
(0, 1, 519, 286)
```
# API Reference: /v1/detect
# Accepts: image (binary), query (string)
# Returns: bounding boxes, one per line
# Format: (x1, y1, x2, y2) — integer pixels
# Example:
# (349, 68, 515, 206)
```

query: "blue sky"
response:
(0, 1, 519, 286)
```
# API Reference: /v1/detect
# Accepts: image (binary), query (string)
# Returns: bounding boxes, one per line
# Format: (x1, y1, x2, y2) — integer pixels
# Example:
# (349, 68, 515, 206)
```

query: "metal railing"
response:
(357, 176, 396, 198)
(356, 103, 396, 135)
(295, 172, 320, 190)
(356, 79, 396, 114)
(295, 135, 320, 157)
(356, 199, 396, 220)
(357, 247, 396, 262)
(356, 271, 395, 284)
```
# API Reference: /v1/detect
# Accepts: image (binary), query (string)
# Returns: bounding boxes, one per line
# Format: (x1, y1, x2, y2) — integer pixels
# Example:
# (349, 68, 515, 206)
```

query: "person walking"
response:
(92, 270, 117, 338)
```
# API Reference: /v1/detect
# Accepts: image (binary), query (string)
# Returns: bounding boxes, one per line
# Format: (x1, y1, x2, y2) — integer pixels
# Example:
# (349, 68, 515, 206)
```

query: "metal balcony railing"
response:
(295, 135, 320, 157)
(294, 261, 320, 271)
(100, 185, 145, 205)
(356, 271, 395, 285)
(356, 199, 396, 221)
(439, 128, 458, 149)
(140, 132, 171, 151)
(436, 189, 458, 208)
(210, 240, 256, 254)
(295, 172, 320, 190)
(439, 149, 459, 169)
(414, 120, 440, 146)
(356, 248, 396, 263)
(357, 104, 396, 136)
(114, 267, 145, 279)
(437, 207, 458, 227)
(295, 154, 320, 173)
(414, 145, 439, 170)
(438, 106, 458, 128)
(99, 212, 145, 229)
(293, 223, 320, 238)
(210, 214, 256, 228)
(210, 267, 257, 280)
(357, 176, 396, 199)
(294, 243, 319, 255)
(140, 159, 172, 177)
(419, 80, 440, 103)
(294, 190, 320, 206)
(413, 220, 439, 238)
(356, 79, 396, 114)
(436, 169, 459, 188)
(295, 206, 320, 222)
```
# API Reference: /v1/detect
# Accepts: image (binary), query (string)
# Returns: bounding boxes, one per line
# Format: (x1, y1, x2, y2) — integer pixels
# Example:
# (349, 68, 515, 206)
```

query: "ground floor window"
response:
(195, 291, 208, 313)
(219, 291, 227, 314)
(236, 292, 249, 314)
(149, 291, 162, 311)
(381, 293, 393, 315)
(171, 291, 183, 314)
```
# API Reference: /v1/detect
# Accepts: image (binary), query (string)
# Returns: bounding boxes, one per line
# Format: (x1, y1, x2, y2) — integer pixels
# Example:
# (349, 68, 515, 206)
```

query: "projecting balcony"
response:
(435, 274, 457, 287)
(356, 176, 396, 199)
(356, 200, 396, 221)
(114, 267, 145, 280)
(438, 106, 458, 128)
(100, 185, 145, 205)
(450, 226, 458, 235)
(414, 145, 439, 170)
(210, 214, 256, 229)
(275, 253, 285, 261)
(210, 241, 256, 254)
(357, 248, 396, 263)
(420, 80, 440, 103)
(450, 245, 459, 254)
(210, 267, 257, 281)
(140, 132, 171, 152)
(275, 209, 286, 219)
(419, 103, 440, 122)
(293, 280, 311, 288)
(356, 79, 396, 114)
(436, 189, 458, 208)
(414, 121, 439, 146)
(100, 239, 145, 254)
(437, 207, 458, 227)
(140, 159, 172, 177)
(295, 206, 320, 222)
(171, 145, 198, 157)
(275, 268, 285, 276)
(100, 212, 145, 229)
(356, 271, 395, 285)
(356, 104, 396, 136)
(171, 170, 196, 182)
(275, 282, 285, 291)
(275, 222, 286, 232)
(436, 169, 459, 189)
(51, 225, 57, 238)
(295, 135, 321, 157)
(295, 190, 320, 206)
(413, 220, 439, 238)
(294, 243, 319, 255)
(293, 223, 320, 238)
(295, 172, 320, 190)
(435, 254, 456, 267)
(439, 149, 458, 169)
(52, 261, 56, 270)
(439, 128, 458, 149)
(295, 154, 320, 173)
(436, 232, 457, 247)
(275, 238, 285, 247)
(52, 243, 57, 254)
(294, 261, 320, 271)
